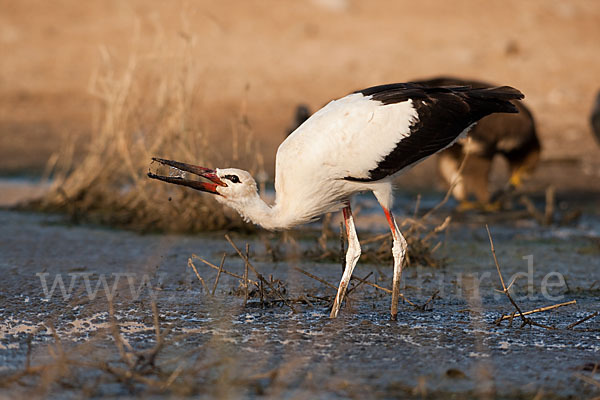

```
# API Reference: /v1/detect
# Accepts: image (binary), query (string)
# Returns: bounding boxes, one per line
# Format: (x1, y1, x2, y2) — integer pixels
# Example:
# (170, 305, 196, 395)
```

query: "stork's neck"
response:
(225, 191, 288, 231)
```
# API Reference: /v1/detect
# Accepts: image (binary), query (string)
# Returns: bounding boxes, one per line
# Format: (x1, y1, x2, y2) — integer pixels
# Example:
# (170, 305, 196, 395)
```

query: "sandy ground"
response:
(1, 0, 600, 184)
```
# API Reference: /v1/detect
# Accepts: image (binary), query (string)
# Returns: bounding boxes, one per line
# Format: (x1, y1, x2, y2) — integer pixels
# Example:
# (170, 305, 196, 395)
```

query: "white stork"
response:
(148, 82, 524, 319)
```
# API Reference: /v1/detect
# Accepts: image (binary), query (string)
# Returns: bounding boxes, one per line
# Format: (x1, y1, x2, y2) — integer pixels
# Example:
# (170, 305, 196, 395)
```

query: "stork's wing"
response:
(344, 83, 523, 182)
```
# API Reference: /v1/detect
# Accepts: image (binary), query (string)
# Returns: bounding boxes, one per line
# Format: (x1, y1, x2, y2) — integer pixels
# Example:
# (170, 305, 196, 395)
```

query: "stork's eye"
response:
(223, 174, 240, 183)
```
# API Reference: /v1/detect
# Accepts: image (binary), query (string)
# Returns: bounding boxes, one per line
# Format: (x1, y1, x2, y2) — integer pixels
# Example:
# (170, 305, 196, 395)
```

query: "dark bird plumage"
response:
(287, 104, 312, 136)
(591, 90, 600, 145)
(286, 80, 533, 206)
(348, 83, 523, 182)
(414, 77, 541, 208)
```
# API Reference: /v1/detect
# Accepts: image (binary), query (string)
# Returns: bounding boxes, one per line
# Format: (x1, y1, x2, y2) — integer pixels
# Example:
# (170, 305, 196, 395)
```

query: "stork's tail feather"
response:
(465, 86, 524, 115)
(470, 86, 524, 100)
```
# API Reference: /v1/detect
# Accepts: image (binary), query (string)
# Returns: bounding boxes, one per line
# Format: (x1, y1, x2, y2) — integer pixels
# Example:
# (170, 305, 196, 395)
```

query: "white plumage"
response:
(273, 93, 417, 229)
(149, 82, 524, 319)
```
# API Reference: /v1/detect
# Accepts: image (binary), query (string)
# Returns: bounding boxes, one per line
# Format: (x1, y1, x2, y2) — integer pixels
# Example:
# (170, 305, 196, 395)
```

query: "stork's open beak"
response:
(147, 157, 226, 195)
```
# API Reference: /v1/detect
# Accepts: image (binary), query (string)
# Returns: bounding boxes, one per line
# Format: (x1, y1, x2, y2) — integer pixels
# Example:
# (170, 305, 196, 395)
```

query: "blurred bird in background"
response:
(414, 77, 541, 210)
(591, 89, 600, 145)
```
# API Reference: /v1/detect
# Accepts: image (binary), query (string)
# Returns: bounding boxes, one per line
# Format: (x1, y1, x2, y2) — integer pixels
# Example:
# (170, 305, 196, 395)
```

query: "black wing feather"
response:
(345, 83, 523, 182)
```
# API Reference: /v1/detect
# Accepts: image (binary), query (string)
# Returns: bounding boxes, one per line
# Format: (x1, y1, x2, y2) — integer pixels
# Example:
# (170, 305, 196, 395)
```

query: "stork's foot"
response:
(509, 171, 523, 188)
(382, 206, 406, 322)
(457, 200, 480, 212)
(330, 204, 361, 319)
(482, 201, 502, 212)
(330, 281, 349, 318)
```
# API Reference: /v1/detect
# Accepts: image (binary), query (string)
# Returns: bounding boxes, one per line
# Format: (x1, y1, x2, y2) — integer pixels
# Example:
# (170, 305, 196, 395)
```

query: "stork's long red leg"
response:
(383, 207, 408, 320)
(330, 203, 361, 318)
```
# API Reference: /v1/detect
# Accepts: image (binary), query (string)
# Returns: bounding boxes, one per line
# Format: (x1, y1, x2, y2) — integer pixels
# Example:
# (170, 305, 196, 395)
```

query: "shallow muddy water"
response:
(0, 189, 599, 398)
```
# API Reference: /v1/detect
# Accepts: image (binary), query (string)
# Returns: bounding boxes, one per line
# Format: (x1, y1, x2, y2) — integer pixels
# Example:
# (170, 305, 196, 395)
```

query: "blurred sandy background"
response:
(1, 0, 599, 188)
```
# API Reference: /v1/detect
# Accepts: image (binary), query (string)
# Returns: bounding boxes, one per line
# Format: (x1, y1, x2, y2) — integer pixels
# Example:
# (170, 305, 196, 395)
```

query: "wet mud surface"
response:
(1, 195, 600, 398)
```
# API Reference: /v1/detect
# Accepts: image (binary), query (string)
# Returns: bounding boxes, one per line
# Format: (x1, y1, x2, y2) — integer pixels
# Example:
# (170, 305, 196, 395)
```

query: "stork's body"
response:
(272, 92, 418, 229)
(149, 83, 524, 319)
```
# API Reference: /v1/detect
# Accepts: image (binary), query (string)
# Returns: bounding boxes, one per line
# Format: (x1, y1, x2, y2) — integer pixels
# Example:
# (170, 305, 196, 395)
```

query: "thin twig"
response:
(151, 300, 161, 342)
(423, 216, 451, 242)
(259, 277, 265, 308)
(225, 235, 297, 313)
(192, 254, 259, 286)
(566, 311, 599, 330)
(292, 267, 337, 291)
(573, 373, 600, 389)
(360, 233, 390, 246)
(486, 225, 530, 327)
(161, 361, 185, 389)
(187, 258, 209, 293)
(420, 290, 439, 311)
(108, 299, 135, 368)
(349, 273, 418, 307)
(347, 272, 373, 296)
(495, 300, 577, 323)
(211, 253, 227, 296)
(413, 193, 421, 218)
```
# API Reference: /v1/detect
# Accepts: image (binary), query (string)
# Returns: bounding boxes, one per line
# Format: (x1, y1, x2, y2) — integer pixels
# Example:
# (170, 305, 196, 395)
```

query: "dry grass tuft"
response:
(304, 200, 451, 269)
(26, 33, 265, 232)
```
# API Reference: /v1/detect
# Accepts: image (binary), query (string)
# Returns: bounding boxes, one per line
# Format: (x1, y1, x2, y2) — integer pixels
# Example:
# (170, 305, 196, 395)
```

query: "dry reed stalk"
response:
(486, 225, 532, 327)
(187, 258, 209, 293)
(211, 253, 227, 296)
(495, 300, 577, 323)
(292, 267, 338, 291)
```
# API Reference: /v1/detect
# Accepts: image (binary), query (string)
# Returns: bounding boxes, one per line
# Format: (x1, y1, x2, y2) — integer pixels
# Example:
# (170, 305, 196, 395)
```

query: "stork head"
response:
(212, 168, 259, 207)
(147, 158, 259, 208)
